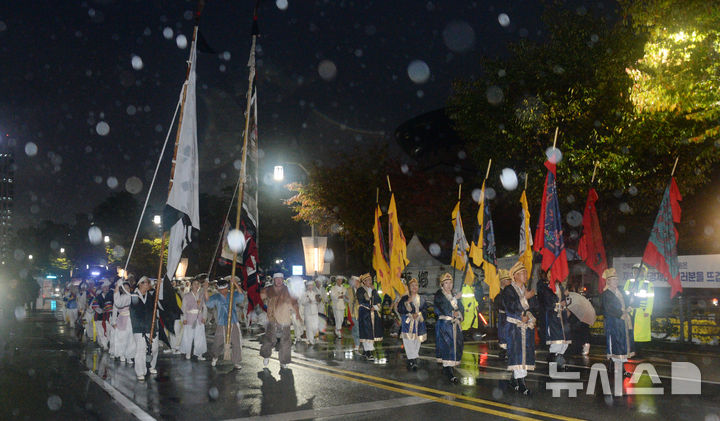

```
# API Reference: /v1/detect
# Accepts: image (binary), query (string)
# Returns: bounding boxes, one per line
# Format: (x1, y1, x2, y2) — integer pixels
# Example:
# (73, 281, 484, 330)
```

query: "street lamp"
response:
(153, 215, 162, 226)
(273, 165, 284, 181)
(103, 235, 110, 244)
(60, 248, 65, 253)
(28, 254, 33, 260)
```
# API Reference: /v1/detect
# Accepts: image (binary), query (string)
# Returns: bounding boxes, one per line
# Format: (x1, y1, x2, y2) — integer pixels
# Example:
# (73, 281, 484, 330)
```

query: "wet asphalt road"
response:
(1, 310, 720, 421)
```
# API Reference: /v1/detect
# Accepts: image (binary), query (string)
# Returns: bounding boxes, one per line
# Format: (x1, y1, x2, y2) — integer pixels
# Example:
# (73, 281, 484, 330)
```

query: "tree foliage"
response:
(448, 3, 720, 254)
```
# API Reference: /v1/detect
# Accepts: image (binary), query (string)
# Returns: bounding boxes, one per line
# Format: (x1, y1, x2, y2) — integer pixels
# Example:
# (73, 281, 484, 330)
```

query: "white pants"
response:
(332, 307, 345, 335)
(403, 338, 421, 360)
(96, 320, 111, 350)
(66, 308, 78, 327)
(85, 313, 94, 340)
(513, 368, 528, 379)
(180, 322, 207, 357)
(134, 333, 159, 377)
(362, 341, 375, 351)
(304, 313, 319, 343)
(292, 313, 304, 339)
(169, 320, 183, 351)
(550, 343, 568, 355)
(113, 324, 136, 361)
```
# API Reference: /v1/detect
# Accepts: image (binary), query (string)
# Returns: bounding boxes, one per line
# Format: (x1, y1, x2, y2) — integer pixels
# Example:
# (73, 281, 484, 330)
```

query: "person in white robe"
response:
(180, 278, 208, 360)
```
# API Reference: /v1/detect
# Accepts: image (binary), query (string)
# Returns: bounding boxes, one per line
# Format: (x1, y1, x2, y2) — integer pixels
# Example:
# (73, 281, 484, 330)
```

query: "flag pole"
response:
(386, 175, 392, 192)
(148, 21, 201, 348)
(224, 1, 260, 360)
(525, 173, 528, 190)
(671, 156, 679, 177)
(591, 162, 598, 184)
(458, 184, 462, 201)
(552, 127, 559, 149)
(485, 159, 492, 180)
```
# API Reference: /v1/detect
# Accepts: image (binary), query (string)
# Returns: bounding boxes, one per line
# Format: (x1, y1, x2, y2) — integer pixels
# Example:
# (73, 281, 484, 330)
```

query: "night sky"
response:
(2, 0, 553, 229)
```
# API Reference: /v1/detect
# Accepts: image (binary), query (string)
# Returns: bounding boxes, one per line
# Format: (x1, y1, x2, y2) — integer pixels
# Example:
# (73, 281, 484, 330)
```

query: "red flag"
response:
(533, 161, 569, 291)
(642, 178, 682, 297)
(577, 188, 608, 292)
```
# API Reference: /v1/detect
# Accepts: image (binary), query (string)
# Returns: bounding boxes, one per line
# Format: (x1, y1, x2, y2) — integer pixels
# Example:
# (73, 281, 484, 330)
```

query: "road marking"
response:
(85, 371, 156, 421)
(245, 345, 583, 421)
(225, 396, 429, 421)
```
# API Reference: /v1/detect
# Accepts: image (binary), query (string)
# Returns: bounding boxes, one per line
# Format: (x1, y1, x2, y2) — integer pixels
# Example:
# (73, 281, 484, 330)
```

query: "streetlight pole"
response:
(275, 162, 316, 277)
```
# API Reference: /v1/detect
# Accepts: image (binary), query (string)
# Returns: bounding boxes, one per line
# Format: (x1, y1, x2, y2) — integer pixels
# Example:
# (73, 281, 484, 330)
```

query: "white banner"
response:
(613, 255, 720, 288)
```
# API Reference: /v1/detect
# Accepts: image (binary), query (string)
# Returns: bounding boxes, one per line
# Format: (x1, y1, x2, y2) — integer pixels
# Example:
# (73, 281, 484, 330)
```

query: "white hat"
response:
(101, 279, 111, 288)
(273, 272, 284, 279)
(138, 276, 150, 285)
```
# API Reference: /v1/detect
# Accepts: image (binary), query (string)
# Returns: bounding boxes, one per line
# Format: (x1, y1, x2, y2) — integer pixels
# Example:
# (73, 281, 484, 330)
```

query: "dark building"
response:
(0, 149, 13, 264)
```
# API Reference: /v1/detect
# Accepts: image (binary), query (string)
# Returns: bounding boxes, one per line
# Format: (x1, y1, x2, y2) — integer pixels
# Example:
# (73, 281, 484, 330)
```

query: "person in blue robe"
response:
(357, 273, 383, 360)
(397, 278, 427, 370)
(434, 272, 464, 383)
(538, 274, 571, 370)
(503, 261, 537, 395)
(601, 268, 634, 378)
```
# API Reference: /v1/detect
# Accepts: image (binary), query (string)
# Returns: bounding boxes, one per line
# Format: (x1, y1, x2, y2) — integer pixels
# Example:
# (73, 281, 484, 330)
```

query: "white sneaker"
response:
(120, 356, 126, 362)
(280, 363, 288, 369)
(211, 358, 218, 367)
(137, 375, 145, 381)
(149, 368, 157, 374)
(263, 358, 269, 367)
(234, 364, 242, 370)
(185, 353, 191, 360)
(197, 356, 206, 361)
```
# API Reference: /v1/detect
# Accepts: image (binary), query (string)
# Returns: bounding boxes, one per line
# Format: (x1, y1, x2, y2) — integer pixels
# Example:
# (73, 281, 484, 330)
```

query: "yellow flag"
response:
(468, 181, 500, 298)
(372, 205, 391, 298)
(387, 194, 409, 299)
(451, 201, 475, 285)
(519, 190, 534, 276)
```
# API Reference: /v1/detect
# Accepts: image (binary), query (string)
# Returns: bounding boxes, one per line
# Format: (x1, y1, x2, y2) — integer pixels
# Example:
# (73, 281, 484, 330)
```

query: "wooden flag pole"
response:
(591, 162, 598, 184)
(386, 175, 392, 192)
(671, 156, 679, 177)
(376, 187, 379, 204)
(552, 127, 559, 149)
(458, 184, 462, 201)
(524, 173, 528, 190)
(485, 159, 492, 180)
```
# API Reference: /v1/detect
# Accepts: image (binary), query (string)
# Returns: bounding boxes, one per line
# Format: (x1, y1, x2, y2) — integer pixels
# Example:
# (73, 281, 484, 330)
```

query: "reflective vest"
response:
(461, 284, 479, 330)
(624, 279, 654, 342)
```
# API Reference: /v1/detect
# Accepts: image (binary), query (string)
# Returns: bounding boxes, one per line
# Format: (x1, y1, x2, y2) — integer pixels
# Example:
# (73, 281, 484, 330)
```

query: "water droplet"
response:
(500, 168, 518, 191)
(163, 27, 173, 39)
(125, 176, 143, 194)
(318, 60, 337, 81)
(428, 243, 441, 257)
(486, 86, 504, 105)
(498, 13, 510, 27)
(545, 147, 562, 164)
(617, 225, 626, 234)
(88, 226, 103, 245)
(407, 60, 430, 84)
(704, 226, 714, 236)
(492, 387, 503, 399)
(227, 229, 246, 254)
(471, 188, 482, 202)
(176, 34, 188, 49)
(457, 150, 467, 160)
(47, 395, 62, 411)
(442, 21, 475, 53)
(107, 177, 118, 189)
(208, 387, 219, 400)
(25, 142, 38, 157)
(455, 176, 463, 184)
(96, 121, 110, 136)
(400, 164, 409, 174)
(112, 245, 126, 259)
(619, 202, 631, 214)
(566, 210, 583, 227)
(276, 0, 288, 11)
(566, 194, 575, 204)
(628, 185, 638, 196)
(131, 55, 143, 70)
(15, 306, 27, 321)
(324, 248, 335, 263)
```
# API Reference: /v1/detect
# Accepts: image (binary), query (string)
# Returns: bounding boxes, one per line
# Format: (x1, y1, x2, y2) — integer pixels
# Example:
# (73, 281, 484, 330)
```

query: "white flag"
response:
(166, 38, 200, 279)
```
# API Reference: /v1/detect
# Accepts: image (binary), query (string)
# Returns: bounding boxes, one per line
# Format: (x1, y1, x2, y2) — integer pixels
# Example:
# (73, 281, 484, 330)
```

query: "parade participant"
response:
(180, 277, 208, 360)
(347, 276, 361, 350)
(503, 261, 537, 395)
(624, 263, 653, 352)
(601, 268, 634, 377)
(260, 273, 301, 369)
(111, 280, 135, 363)
(84, 285, 97, 342)
(495, 270, 512, 361)
(63, 285, 79, 327)
(165, 279, 184, 355)
(397, 277, 427, 370)
(206, 276, 245, 369)
(357, 273, 383, 360)
(301, 280, 323, 344)
(329, 276, 348, 339)
(130, 276, 160, 381)
(434, 272, 464, 383)
(94, 280, 114, 351)
(538, 272, 571, 370)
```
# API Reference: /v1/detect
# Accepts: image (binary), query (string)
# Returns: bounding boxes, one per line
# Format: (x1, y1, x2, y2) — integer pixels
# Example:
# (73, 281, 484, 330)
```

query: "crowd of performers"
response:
(60, 262, 640, 393)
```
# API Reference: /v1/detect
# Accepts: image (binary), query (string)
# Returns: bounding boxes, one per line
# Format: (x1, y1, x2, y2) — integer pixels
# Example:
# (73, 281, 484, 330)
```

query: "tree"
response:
(448, 4, 720, 255)
(285, 146, 458, 266)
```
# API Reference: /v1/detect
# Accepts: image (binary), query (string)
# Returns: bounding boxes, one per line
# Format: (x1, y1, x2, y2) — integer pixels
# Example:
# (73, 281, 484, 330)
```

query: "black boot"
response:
(498, 348, 507, 361)
(509, 376, 519, 391)
(445, 366, 459, 384)
(406, 359, 413, 370)
(517, 377, 531, 395)
(555, 353, 566, 371)
(412, 359, 418, 371)
(366, 351, 375, 361)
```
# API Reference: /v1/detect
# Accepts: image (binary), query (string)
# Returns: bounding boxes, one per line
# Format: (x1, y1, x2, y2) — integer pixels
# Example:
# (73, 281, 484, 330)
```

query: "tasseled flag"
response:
(451, 201, 475, 285)
(577, 188, 608, 292)
(533, 161, 569, 292)
(388, 194, 410, 299)
(469, 181, 500, 298)
(372, 204, 392, 298)
(642, 178, 682, 297)
(518, 190, 534, 276)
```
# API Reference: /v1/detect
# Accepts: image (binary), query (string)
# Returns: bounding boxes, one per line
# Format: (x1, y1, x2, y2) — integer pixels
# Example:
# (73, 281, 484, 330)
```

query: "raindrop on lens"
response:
(324, 249, 335, 263)
(471, 188, 482, 202)
(276, 0, 288, 11)
(125, 176, 143, 194)
(15, 306, 27, 321)
(484, 187, 496, 200)
(176, 34, 188, 49)
(628, 186, 638, 196)
(566, 194, 575, 204)
(131, 55, 143, 70)
(407, 60, 430, 84)
(455, 176, 463, 184)
(163, 27, 173, 39)
(486, 86, 504, 105)
(704, 226, 715, 236)
(619, 202, 631, 214)
(566, 210, 583, 227)
(457, 150, 466, 160)
(25, 142, 38, 157)
(96, 121, 110, 136)
(88, 226, 103, 245)
(47, 395, 62, 411)
(107, 177, 118, 189)
(545, 147, 562, 164)
(318, 60, 337, 81)
(401, 164, 409, 174)
(617, 225, 626, 234)
(500, 168, 518, 191)
(208, 387, 219, 400)
(112, 245, 126, 259)
(428, 243, 441, 257)
(498, 13, 510, 27)
(227, 229, 246, 254)
(492, 387, 503, 399)
(442, 21, 475, 53)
